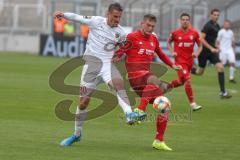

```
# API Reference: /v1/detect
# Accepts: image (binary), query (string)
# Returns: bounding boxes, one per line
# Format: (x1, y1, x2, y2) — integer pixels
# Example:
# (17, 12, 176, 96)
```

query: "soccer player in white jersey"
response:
(217, 20, 237, 83)
(55, 3, 144, 146)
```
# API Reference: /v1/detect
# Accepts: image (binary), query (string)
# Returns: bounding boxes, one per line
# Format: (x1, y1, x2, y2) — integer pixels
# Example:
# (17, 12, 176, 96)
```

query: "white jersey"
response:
(64, 13, 126, 62)
(217, 28, 235, 54)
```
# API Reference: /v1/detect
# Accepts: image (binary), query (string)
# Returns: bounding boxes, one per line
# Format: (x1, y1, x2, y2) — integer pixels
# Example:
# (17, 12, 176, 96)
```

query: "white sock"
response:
(117, 90, 132, 114)
(190, 102, 196, 106)
(74, 106, 87, 137)
(229, 66, 235, 80)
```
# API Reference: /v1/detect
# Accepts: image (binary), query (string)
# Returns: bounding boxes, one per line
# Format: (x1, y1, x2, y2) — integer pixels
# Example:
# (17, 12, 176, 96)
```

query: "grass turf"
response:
(0, 53, 240, 160)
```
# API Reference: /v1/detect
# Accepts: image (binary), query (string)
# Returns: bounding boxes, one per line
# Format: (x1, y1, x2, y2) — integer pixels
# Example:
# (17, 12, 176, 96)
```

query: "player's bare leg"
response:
(74, 96, 90, 136)
(109, 78, 132, 113)
(60, 87, 93, 146)
(147, 75, 170, 93)
(215, 62, 232, 98)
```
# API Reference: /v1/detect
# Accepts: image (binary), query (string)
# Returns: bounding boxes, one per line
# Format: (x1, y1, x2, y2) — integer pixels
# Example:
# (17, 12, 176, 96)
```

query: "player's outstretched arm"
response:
(54, 12, 93, 25)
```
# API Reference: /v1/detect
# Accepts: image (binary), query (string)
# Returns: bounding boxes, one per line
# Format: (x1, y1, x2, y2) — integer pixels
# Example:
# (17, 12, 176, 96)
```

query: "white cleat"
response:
(190, 102, 202, 112)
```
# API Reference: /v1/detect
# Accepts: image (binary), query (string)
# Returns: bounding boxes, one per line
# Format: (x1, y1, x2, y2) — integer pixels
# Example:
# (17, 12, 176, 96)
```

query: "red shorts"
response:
(128, 72, 153, 97)
(176, 63, 192, 82)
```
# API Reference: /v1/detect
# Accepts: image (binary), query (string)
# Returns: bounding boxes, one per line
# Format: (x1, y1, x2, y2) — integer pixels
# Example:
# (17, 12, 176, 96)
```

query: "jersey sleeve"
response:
(201, 23, 209, 34)
(64, 12, 99, 27)
(154, 37, 173, 67)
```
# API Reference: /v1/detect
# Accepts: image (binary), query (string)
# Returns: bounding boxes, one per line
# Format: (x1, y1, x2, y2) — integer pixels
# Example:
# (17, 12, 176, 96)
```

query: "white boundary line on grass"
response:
(229, 89, 238, 94)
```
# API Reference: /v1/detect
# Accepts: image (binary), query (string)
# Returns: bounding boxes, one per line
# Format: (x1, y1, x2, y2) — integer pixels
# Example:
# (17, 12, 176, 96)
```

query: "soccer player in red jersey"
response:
(167, 13, 203, 111)
(114, 14, 181, 151)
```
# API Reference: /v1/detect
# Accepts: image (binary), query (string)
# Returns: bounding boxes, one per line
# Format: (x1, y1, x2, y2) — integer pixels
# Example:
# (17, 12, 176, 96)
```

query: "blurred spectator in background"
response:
(64, 21, 75, 36)
(80, 24, 89, 39)
(54, 17, 66, 36)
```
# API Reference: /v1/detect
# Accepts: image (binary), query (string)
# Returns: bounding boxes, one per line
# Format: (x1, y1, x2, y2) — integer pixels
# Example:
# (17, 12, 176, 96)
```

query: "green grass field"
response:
(0, 53, 240, 160)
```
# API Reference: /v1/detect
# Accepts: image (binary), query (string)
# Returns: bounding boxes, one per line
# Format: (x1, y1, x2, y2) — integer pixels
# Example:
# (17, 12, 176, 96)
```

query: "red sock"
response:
(138, 84, 163, 111)
(185, 81, 194, 103)
(155, 114, 168, 141)
(138, 98, 148, 111)
(169, 79, 183, 88)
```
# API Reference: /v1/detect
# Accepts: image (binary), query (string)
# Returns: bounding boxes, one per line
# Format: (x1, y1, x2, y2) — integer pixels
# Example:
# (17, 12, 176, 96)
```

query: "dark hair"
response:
(143, 14, 157, 22)
(108, 2, 123, 12)
(211, 8, 220, 14)
(180, 13, 190, 19)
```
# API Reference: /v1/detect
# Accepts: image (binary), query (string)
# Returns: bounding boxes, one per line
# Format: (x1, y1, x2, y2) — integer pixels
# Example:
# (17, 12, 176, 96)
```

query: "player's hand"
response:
(192, 53, 199, 58)
(54, 12, 64, 20)
(172, 52, 178, 58)
(172, 64, 182, 71)
(112, 56, 122, 63)
(210, 48, 219, 54)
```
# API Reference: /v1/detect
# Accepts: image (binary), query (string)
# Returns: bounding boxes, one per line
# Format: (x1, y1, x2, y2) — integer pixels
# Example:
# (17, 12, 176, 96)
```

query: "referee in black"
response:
(191, 8, 232, 98)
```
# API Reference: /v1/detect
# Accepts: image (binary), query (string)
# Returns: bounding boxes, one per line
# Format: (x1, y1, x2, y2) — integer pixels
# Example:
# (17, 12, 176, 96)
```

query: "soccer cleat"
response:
(190, 67, 197, 75)
(152, 140, 173, 151)
(60, 134, 81, 146)
(229, 79, 237, 84)
(133, 108, 147, 122)
(126, 112, 138, 125)
(220, 92, 232, 99)
(190, 102, 202, 111)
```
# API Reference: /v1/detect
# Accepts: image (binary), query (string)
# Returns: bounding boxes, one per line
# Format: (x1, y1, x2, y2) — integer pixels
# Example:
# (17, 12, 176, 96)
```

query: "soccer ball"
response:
(153, 96, 171, 113)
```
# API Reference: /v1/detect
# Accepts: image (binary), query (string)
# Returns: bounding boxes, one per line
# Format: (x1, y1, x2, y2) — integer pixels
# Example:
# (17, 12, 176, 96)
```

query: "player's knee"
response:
(178, 79, 184, 85)
(216, 63, 224, 72)
(147, 76, 160, 85)
(184, 79, 191, 85)
(230, 63, 235, 67)
(79, 97, 90, 110)
(79, 103, 88, 110)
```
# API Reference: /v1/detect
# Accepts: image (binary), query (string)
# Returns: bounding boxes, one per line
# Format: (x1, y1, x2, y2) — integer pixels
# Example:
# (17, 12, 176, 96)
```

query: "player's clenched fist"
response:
(54, 12, 64, 20)
(172, 64, 182, 71)
(172, 52, 178, 58)
(210, 47, 219, 54)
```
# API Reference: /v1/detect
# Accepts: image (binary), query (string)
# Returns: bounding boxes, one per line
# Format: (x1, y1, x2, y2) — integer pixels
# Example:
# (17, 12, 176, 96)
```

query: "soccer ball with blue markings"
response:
(153, 96, 171, 113)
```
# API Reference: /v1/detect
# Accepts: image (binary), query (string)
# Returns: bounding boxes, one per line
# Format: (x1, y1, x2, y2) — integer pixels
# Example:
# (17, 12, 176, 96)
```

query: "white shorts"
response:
(220, 50, 236, 65)
(80, 61, 122, 96)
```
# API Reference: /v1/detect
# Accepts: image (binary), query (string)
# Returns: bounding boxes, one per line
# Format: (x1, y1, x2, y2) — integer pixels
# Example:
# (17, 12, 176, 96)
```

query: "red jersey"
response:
(117, 30, 173, 78)
(169, 28, 201, 65)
